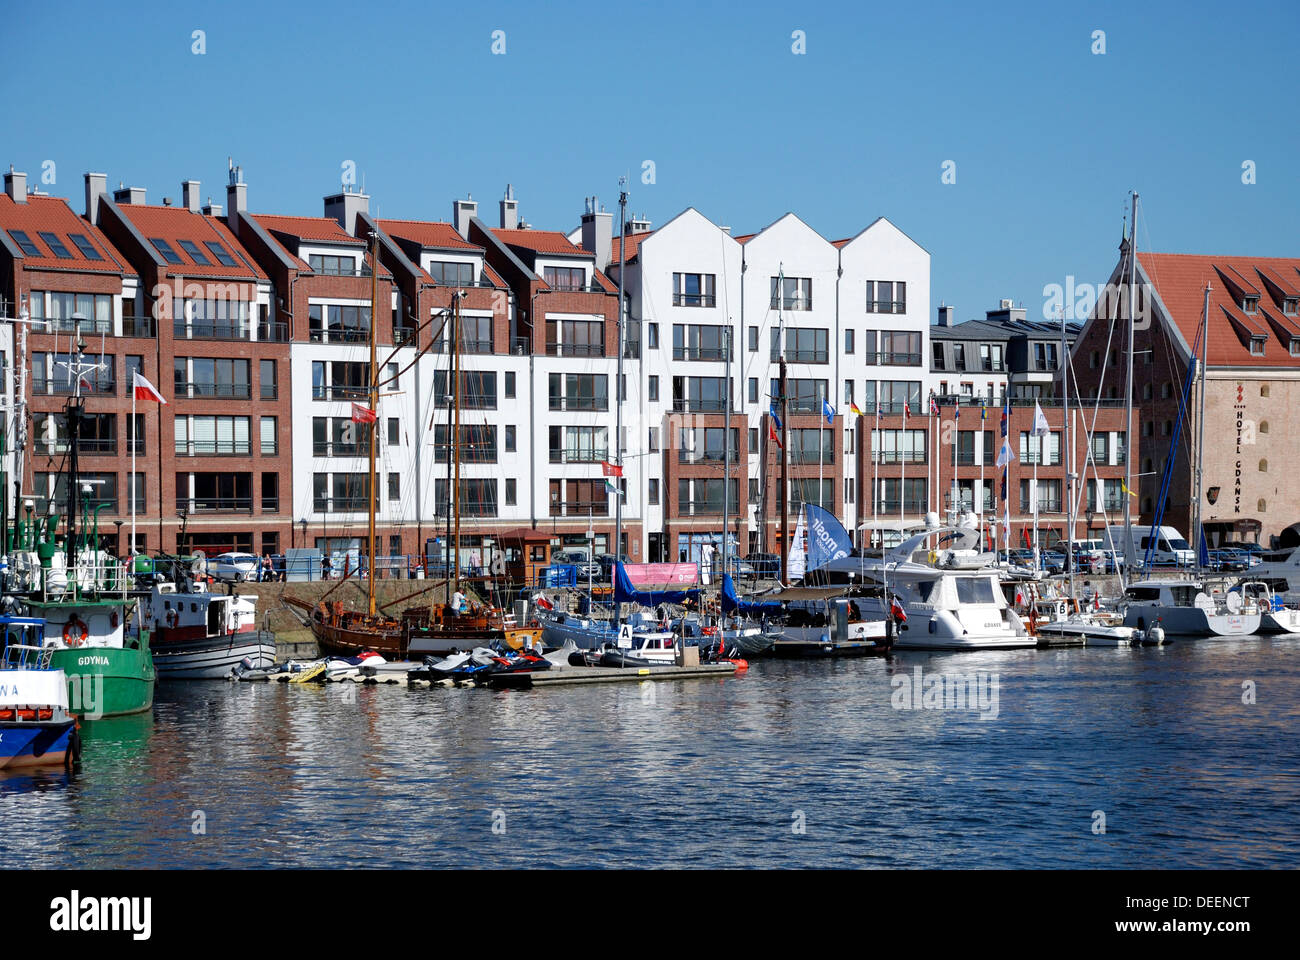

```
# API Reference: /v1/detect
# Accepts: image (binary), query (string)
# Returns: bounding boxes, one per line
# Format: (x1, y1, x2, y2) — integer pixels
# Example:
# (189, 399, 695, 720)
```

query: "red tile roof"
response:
(118, 204, 268, 279)
(1139, 252, 1300, 367)
(253, 213, 364, 245)
(377, 219, 480, 251)
(733, 233, 758, 245)
(609, 231, 653, 265)
(492, 227, 590, 257)
(0, 194, 131, 274)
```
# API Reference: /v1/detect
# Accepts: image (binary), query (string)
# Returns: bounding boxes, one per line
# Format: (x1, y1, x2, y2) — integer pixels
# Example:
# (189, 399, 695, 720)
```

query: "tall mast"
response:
(451, 290, 462, 602)
(777, 265, 789, 581)
(367, 232, 378, 617)
(1193, 282, 1210, 576)
(1061, 305, 1073, 600)
(1122, 190, 1138, 573)
(613, 183, 627, 629)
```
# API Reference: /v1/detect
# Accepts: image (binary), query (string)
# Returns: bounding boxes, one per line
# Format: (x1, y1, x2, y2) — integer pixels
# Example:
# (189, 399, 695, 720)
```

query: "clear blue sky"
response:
(4, 0, 1296, 322)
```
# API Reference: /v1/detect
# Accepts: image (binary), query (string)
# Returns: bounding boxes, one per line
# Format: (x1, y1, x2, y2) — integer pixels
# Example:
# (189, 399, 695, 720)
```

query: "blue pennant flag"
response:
(822, 398, 835, 424)
(769, 402, 782, 432)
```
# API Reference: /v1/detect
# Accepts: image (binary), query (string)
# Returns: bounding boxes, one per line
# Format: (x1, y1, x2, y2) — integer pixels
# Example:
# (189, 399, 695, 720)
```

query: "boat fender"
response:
(63, 616, 89, 647)
(110, 610, 119, 629)
(166, 608, 179, 629)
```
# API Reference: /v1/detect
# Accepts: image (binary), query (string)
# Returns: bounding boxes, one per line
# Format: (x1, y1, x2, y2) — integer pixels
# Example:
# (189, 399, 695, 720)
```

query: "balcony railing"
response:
(122, 316, 156, 337)
(312, 264, 372, 277)
(772, 349, 828, 364)
(880, 352, 922, 366)
(42, 317, 112, 334)
(36, 438, 117, 456)
(876, 499, 927, 512)
(672, 294, 716, 307)
(174, 382, 251, 400)
(309, 327, 370, 344)
(260, 440, 277, 456)
(623, 341, 641, 359)
(549, 396, 609, 412)
(867, 300, 907, 314)
(173, 319, 249, 341)
(549, 500, 609, 517)
(675, 346, 730, 361)
(678, 448, 740, 464)
(393, 326, 418, 347)
(789, 451, 834, 465)
(258, 321, 290, 342)
(313, 496, 371, 513)
(432, 338, 493, 355)
(312, 442, 372, 458)
(33, 377, 115, 395)
(871, 452, 927, 465)
(260, 385, 278, 400)
(672, 398, 728, 413)
(770, 297, 812, 311)
(546, 281, 606, 294)
(312, 385, 369, 401)
(550, 448, 609, 464)
(1022, 500, 1063, 514)
(511, 337, 532, 356)
(545, 342, 605, 358)
(175, 440, 252, 457)
(261, 494, 280, 512)
(178, 496, 254, 514)
(956, 452, 977, 466)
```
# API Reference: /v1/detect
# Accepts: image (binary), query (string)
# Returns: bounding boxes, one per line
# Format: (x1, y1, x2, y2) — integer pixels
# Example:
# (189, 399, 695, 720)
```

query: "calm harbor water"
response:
(4, 638, 1299, 868)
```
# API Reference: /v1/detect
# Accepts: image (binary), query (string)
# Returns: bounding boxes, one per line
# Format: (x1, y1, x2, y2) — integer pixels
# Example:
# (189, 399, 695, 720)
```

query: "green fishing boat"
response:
(3, 331, 155, 718)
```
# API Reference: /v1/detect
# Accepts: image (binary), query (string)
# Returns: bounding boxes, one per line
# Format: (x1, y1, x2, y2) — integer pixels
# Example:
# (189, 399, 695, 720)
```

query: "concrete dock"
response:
(487, 662, 737, 688)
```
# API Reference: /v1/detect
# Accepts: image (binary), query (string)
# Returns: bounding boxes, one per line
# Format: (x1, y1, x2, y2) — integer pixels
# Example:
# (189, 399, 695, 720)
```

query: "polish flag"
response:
(601, 460, 623, 478)
(132, 371, 167, 404)
(351, 402, 377, 424)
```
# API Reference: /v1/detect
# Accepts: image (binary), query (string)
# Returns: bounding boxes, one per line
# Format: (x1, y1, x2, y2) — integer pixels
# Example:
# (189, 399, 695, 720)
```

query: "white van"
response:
(1105, 525, 1195, 568)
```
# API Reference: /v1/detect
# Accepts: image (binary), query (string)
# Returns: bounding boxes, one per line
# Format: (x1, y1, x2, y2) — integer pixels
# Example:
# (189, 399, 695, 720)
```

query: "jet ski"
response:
(324, 651, 386, 681)
(486, 651, 551, 676)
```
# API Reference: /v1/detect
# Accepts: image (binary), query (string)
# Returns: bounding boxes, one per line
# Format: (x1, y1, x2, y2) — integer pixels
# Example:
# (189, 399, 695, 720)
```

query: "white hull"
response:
(779, 620, 888, 643)
(1036, 619, 1139, 646)
(1259, 608, 1300, 635)
(153, 633, 277, 679)
(540, 616, 673, 651)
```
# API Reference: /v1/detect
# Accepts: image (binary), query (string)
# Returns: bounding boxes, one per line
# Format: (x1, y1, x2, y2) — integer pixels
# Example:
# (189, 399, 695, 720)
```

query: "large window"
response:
(174, 357, 250, 398)
(1033, 342, 1059, 371)
(309, 303, 371, 343)
(678, 427, 739, 463)
(543, 266, 586, 292)
(1021, 479, 1062, 513)
(36, 412, 117, 455)
(871, 428, 926, 464)
(878, 380, 922, 415)
(673, 324, 730, 361)
(880, 331, 921, 365)
(177, 298, 249, 339)
(434, 479, 497, 517)
(433, 424, 498, 463)
(770, 276, 812, 311)
(673, 272, 716, 307)
(434, 369, 497, 409)
(866, 280, 907, 314)
(676, 478, 737, 515)
(309, 254, 364, 277)
(311, 361, 368, 401)
(1019, 431, 1062, 466)
(672, 376, 729, 412)
(434, 315, 492, 354)
(428, 261, 473, 285)
(790, 478, 834, 510)
(549, 425, 608, 463)
(789, 428, 833, 464)
(771, 378, 828, 414)
(312, 417, 372, 457)
(28, 291, 112, 333)
(174, 415, 251, 456)
(545, 318, 604, 357)
(548, 373, 608, 411)
(874, 477, 926, 512)
(179, 472, 253, 513)
(772, 327, 829, 363)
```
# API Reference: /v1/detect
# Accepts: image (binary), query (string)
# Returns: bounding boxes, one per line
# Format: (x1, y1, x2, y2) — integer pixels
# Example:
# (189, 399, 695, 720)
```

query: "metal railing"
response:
(177, 496, 254, 514)
(312, 385, 369, 401)
(313, 496, 370, 513)
(174, 382, 251, 399)
(122, 315, 156, 337)
(871, 451, 927, 465)
(880, 352, 922, 365)
(789, 451, 834, 465)
(772, 349, 828, 364)
(876, 499, 928, 512)
(678, 448, 740, 464)
(675, 346, 730, 361)
(311, 263, 372, 277)
(261, 495, 280, 512)
(175, 440, 252, 456)
(549, 396, 609, 412)
(312, 442, 372, 458)
(545, 281, 606, 294)
(672, 398, 728, 413)
(511, 336, 532, 355)
(1022, 499, 1063, 513)
(550, 448, 609, 464)
(549, 500, 609, 517)
(35, 437, 117, 455)
(393, 326, 418, 347)
(677, 500, 726, 515)
(260, 386, 278, 400)
(545, 342, 605, 358)
(258, 321, 290, 342)
(770, 296, 812, 311)
(173, 319, 249, 341)
(672, 294, 717, 307)
(42, 317, 113, 334)
(309, 328, 370, 344)
(33, 377, 115, 395)
(867, 300, 907, 314)
(433, 338, 493, 354)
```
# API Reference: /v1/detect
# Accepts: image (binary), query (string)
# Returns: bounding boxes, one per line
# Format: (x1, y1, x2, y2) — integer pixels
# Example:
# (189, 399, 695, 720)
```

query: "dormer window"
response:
(1243, 295, 1259, 314)
(1289, 339, 1300, 357)
(1284, 298, 1298, 317)
(1250, 336, 1265, 356)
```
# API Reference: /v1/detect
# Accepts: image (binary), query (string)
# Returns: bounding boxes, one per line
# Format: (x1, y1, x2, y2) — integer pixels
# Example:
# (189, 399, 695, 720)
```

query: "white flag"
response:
(995, 437, 1016, 469)
(1031, 400, 1050, 437)
(787, 507, 807, 581)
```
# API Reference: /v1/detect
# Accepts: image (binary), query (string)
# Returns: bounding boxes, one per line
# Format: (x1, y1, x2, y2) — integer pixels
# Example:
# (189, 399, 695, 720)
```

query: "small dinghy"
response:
(324, 651, 386, 681)
(599, 649, 661, 669)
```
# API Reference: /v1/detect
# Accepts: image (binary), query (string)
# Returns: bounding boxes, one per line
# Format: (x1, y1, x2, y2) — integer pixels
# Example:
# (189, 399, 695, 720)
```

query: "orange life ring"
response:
(63, 616, 89, 647)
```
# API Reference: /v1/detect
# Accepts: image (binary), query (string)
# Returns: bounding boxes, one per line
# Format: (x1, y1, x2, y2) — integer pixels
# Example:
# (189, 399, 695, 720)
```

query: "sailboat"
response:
(286, 234, 535, 657)
(5, 323, 156, 717)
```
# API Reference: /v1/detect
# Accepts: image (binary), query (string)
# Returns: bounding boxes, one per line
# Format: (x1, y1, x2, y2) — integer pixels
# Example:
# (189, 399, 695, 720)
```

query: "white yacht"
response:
(819, 527, 1033, 650)
(1120, 579, 1262, 637)
(1236, 581, 1300, 635)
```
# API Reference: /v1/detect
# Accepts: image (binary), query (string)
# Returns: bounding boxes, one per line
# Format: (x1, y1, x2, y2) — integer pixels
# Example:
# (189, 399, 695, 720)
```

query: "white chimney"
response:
(580, 196, 613, 267)
(500, 184, 518, 230)
(324, 191, 369, 234)
(84, 172, 107, 224)
(453, 196, 478, 238)
(937, 305, 955, 327)
(113, 186, 146, 205)
(5, 169, 28, 203)
(182, 180, 201, 213)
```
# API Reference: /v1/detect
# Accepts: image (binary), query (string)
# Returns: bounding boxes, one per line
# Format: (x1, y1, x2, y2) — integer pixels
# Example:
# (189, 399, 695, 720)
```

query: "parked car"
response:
(726, 555, 756, 577)
(744, 552, 781, 579)
(1210, 548, 1250, 572)
(553, 550, 602, 580)
(1039, 550, 1067, 575)
(596, 553, 632, 581)
(209, 552, 261, 582)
